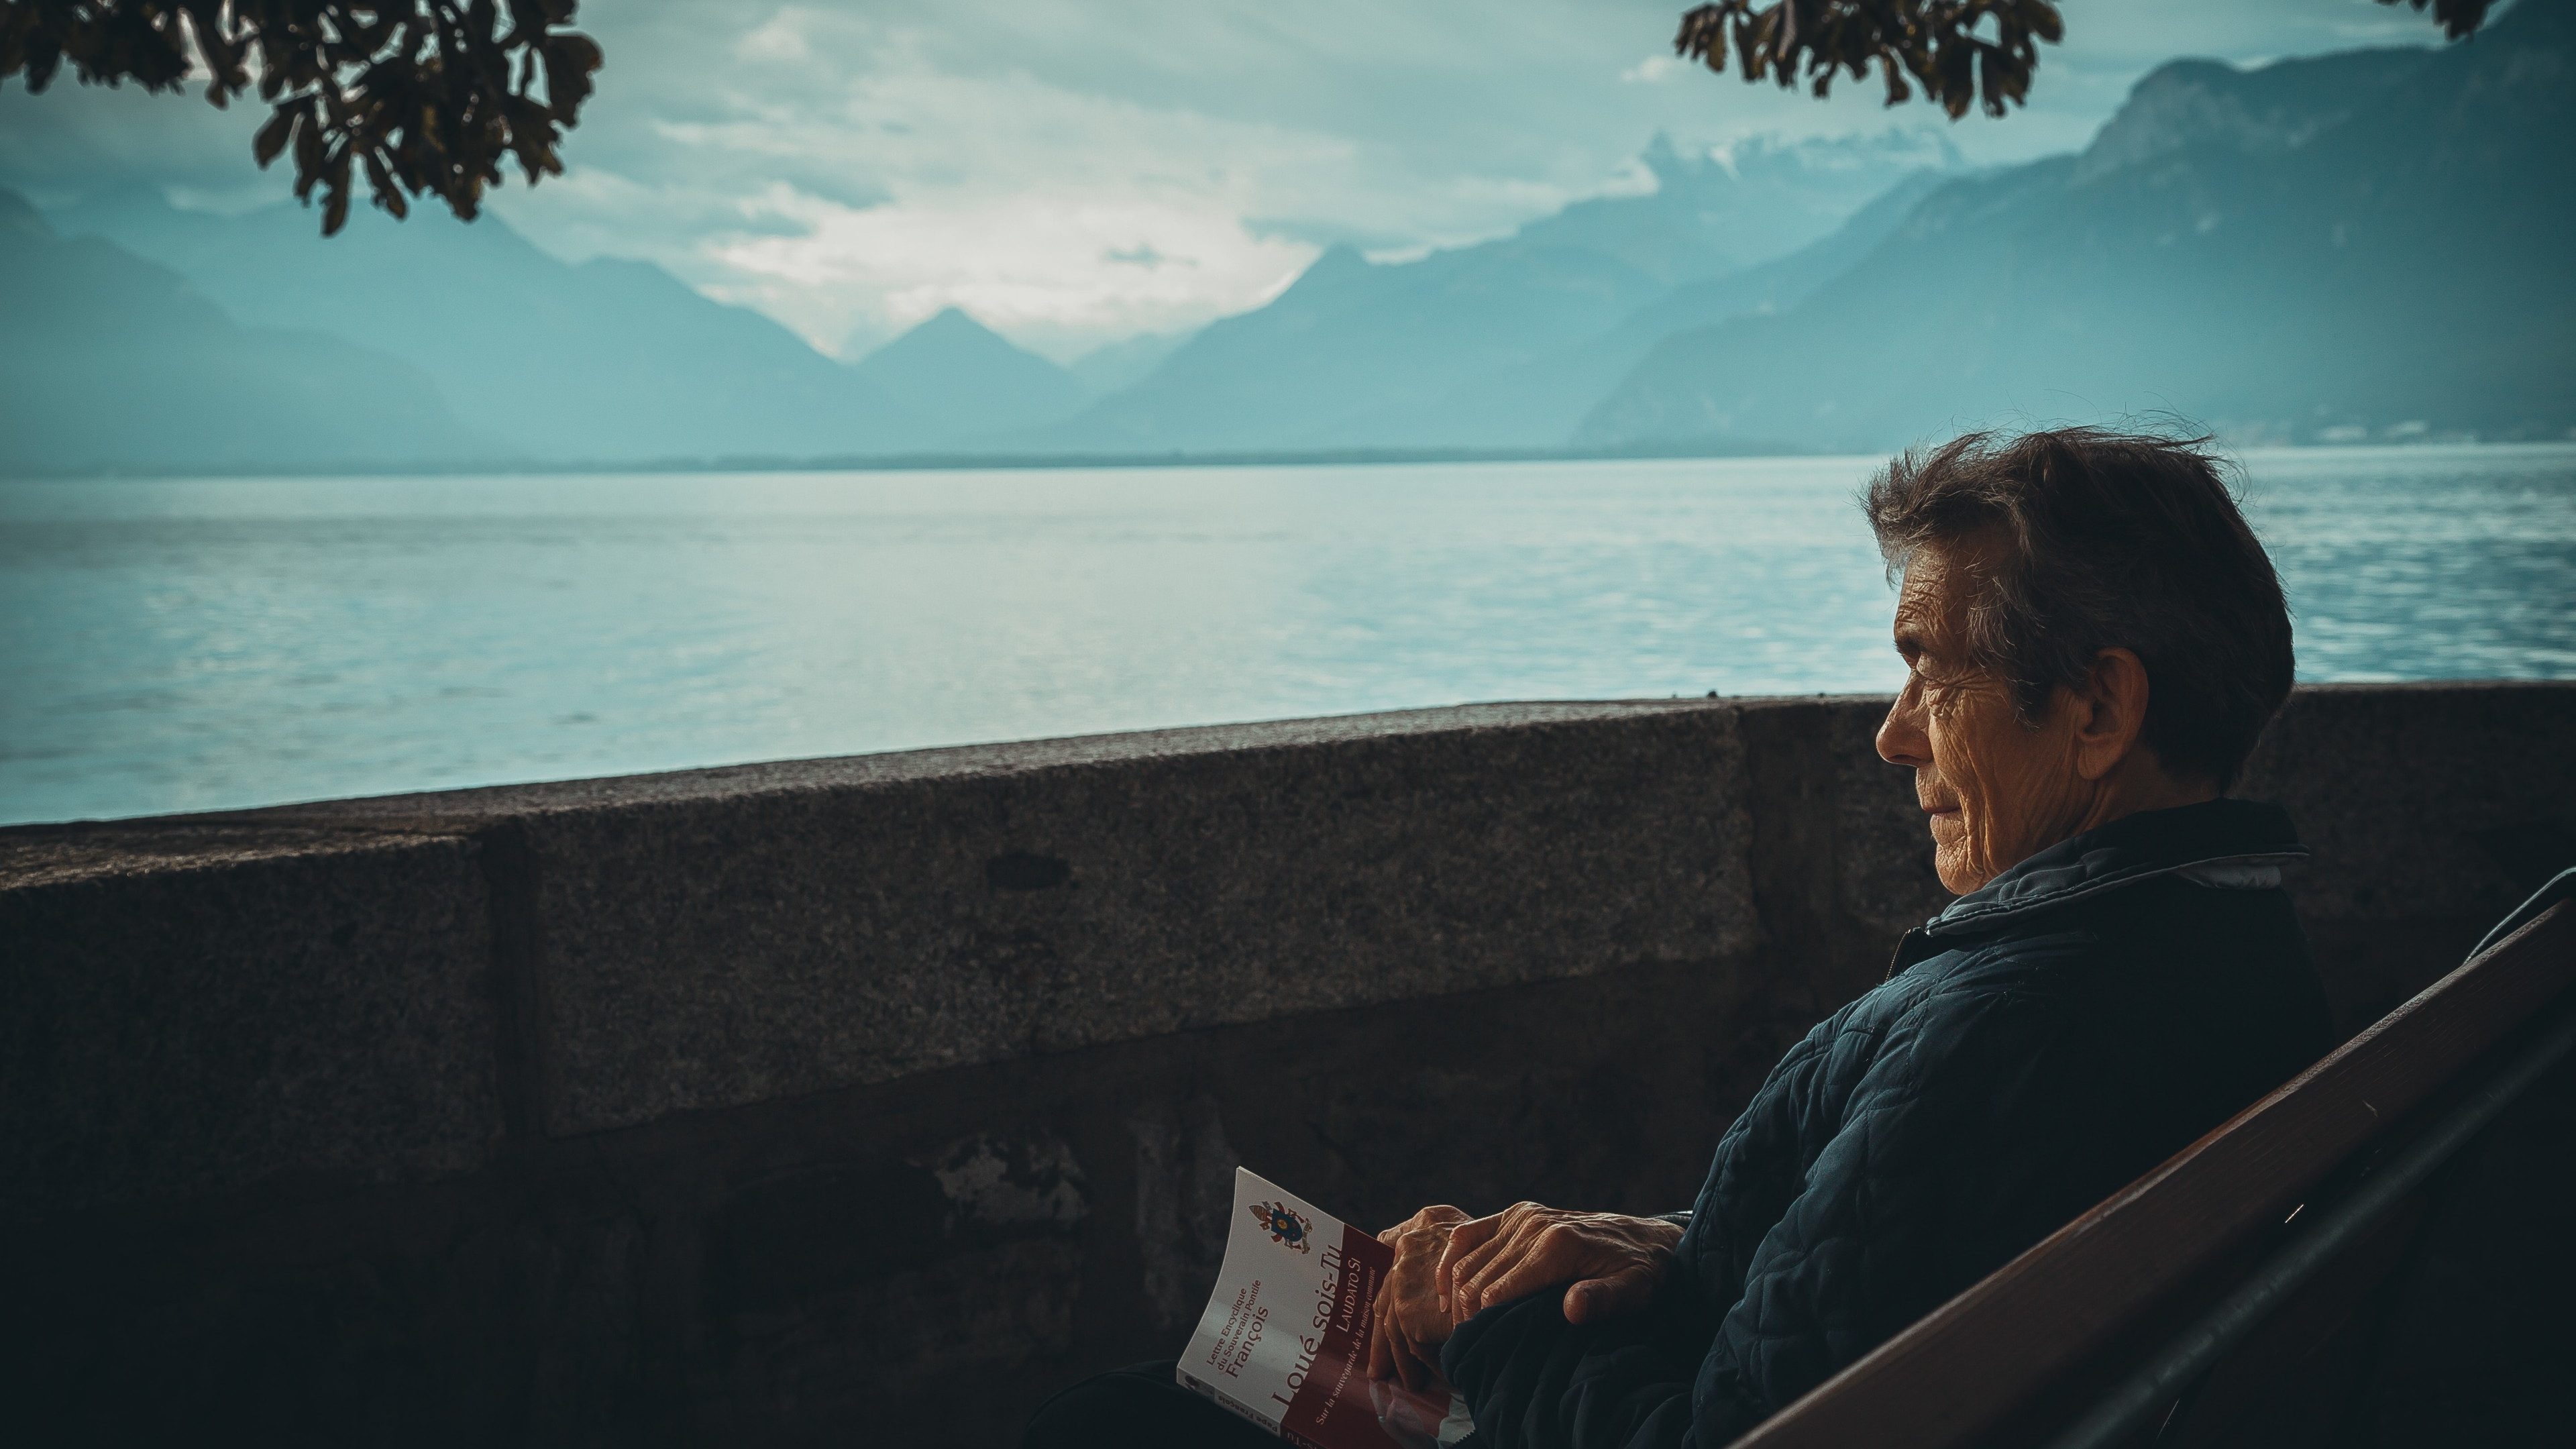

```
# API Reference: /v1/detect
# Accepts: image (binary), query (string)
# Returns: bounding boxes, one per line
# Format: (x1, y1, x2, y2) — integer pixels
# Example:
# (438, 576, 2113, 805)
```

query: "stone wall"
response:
(4, 684, 2571, 1446)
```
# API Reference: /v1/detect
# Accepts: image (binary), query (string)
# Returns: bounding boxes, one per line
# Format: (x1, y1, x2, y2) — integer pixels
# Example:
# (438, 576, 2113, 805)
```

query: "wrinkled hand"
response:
(1440, 1203, 1682, 1325)
(1366, 1204, 1469, 1391)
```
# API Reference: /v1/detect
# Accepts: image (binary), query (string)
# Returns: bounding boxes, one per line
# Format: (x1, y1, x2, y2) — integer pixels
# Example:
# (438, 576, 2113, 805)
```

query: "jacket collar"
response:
(1920, 797, 2308, 941)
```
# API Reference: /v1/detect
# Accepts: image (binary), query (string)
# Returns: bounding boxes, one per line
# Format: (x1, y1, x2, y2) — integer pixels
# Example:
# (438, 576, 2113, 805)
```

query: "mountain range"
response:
(3, 3, 2569, 476)
(32, 184, 926, 464)
(1020, 131, 1960, 453)
(844, 306, 1099, 440)
(0, 190, 478, 473)
(1579, 0, 2576, 450)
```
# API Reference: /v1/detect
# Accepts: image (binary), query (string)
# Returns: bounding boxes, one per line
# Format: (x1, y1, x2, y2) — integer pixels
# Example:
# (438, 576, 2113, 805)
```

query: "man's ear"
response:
(2072, 647, 2151, 782)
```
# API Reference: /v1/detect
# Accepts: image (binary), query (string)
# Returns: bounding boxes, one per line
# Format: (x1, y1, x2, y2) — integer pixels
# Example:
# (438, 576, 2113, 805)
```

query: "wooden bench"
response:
(1727, 869, 2576, 1449)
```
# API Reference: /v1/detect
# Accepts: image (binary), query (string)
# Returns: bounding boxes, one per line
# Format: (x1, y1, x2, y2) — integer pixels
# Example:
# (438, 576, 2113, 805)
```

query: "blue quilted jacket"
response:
(1442, 799, 2333, 1449)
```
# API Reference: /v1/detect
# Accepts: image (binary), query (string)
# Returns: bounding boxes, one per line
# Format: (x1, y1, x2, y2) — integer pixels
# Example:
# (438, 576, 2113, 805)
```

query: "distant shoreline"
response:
(3, 438, 1802, 482)
(7, 433, 2571, 483)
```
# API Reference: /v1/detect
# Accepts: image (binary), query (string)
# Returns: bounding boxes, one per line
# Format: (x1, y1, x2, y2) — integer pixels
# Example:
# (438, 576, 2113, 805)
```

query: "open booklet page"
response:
(1178, 1168, 1474, 1449)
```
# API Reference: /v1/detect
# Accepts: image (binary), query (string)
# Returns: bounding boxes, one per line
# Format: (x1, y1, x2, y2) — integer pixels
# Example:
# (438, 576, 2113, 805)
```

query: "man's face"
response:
(1875, 542, 2091, 894)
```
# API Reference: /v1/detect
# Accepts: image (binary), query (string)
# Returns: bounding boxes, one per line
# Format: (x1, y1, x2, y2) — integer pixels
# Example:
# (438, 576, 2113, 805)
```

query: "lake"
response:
(5, 445, 2573, 826)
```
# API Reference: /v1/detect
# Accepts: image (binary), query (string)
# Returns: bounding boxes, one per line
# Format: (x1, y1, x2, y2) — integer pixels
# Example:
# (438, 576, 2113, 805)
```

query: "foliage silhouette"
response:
(1672, 0, 2493, 119)
(0, 2, 2504, 238)
(0, 1, 600, 235)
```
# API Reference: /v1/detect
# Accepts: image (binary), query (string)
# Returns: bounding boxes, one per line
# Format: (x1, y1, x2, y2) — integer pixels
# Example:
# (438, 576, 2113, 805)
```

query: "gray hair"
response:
(1862, 427, 2294, 788)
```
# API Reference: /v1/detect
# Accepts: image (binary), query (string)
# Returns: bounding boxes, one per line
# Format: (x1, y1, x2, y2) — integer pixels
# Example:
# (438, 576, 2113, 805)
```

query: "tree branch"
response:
(1673, 0, 2493, 119)
(0, 1, 602, 235)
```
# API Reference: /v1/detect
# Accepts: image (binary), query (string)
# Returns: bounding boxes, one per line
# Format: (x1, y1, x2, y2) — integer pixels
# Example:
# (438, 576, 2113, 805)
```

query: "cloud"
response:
(482, 1, 1715, 358)
(707, 182, 1314, 357)
(1622, 55, 1687, 84)
(599, 8, 1377, 355)
(0, 0, 2451, 358)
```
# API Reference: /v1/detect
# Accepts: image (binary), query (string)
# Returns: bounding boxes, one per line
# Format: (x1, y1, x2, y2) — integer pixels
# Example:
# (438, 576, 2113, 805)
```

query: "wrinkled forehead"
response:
(1890, 533, 2006, 655)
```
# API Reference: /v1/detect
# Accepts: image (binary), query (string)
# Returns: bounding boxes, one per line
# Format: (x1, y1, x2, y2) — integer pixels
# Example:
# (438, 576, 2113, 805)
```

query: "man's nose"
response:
(1878, 692, 1930, 769)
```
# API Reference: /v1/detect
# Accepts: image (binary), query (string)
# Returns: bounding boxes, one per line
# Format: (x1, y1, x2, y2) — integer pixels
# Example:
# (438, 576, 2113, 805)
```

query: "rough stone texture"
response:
(265, 702, 1729, 819)
(1748, 684, 2576, 1030)
(1126, 1093, 1239, 1332)
(270, 701, 1760, 1137)
(0, 825, 502, 1217)
(2242, 683, 2576, 1029)
(1, 684, 2571, 1446)
(0, 820, 452, 888)
(1827, 701, 1952, 942)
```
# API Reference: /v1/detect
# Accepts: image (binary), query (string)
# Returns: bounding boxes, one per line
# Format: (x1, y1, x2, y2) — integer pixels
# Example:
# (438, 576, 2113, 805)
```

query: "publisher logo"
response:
(1250, 1201, 1314, 1253)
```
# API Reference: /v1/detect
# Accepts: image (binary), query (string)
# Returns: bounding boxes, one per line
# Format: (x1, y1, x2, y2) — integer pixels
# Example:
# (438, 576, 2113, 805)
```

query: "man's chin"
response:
(1931, 845, 1983, 895)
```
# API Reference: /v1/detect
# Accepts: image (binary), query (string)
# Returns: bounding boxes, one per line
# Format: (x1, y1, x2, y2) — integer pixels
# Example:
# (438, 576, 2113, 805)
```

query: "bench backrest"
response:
(1727, 885, 2576, 1449)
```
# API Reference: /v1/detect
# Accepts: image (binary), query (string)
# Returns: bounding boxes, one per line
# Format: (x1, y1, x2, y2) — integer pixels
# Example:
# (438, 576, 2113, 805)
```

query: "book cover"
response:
(1177, 1167, 1474, 1449)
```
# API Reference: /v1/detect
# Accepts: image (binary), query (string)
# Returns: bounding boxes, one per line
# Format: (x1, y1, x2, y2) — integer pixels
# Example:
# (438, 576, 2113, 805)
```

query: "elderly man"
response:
(1023, 428, 2332, 1448)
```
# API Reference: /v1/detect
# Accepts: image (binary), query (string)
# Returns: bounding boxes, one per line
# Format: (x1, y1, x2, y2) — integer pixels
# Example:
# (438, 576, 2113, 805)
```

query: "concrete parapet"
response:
(1, 684, 2569, 1444)
(299, 701, 1760, 1138)
(2243, 683, 2576, 1028)
(0, 824, 501, 1218)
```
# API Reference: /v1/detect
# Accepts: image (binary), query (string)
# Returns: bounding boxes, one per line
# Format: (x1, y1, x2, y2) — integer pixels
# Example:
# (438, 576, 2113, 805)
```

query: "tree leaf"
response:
(253, 107, 297, 168)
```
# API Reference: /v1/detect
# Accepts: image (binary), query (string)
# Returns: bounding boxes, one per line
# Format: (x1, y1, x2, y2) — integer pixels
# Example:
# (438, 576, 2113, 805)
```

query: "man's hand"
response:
(1440, 1203, 1682, 1325)
(1367, 1204, 1470, 1391)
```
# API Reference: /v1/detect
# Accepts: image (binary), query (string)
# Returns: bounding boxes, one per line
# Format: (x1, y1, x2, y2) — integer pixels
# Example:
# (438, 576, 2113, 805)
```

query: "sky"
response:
(0, 0, 2459, 361)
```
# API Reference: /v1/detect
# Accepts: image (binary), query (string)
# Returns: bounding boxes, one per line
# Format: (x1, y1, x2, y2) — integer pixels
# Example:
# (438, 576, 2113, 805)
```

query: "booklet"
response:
(1177, 1168, 1475, 1449)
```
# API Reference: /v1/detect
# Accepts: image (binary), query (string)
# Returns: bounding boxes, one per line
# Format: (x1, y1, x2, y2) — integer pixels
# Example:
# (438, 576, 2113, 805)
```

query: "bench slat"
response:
(1729, 898, 2576, 1449)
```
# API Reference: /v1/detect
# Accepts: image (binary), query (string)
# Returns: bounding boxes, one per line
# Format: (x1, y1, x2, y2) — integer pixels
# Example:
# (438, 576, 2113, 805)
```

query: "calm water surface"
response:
(4, 446, 2572, 825)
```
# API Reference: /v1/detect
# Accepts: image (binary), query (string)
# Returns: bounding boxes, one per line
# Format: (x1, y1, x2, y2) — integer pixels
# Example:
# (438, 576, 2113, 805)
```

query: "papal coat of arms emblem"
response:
(1250, 1200, 1313, 1252)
